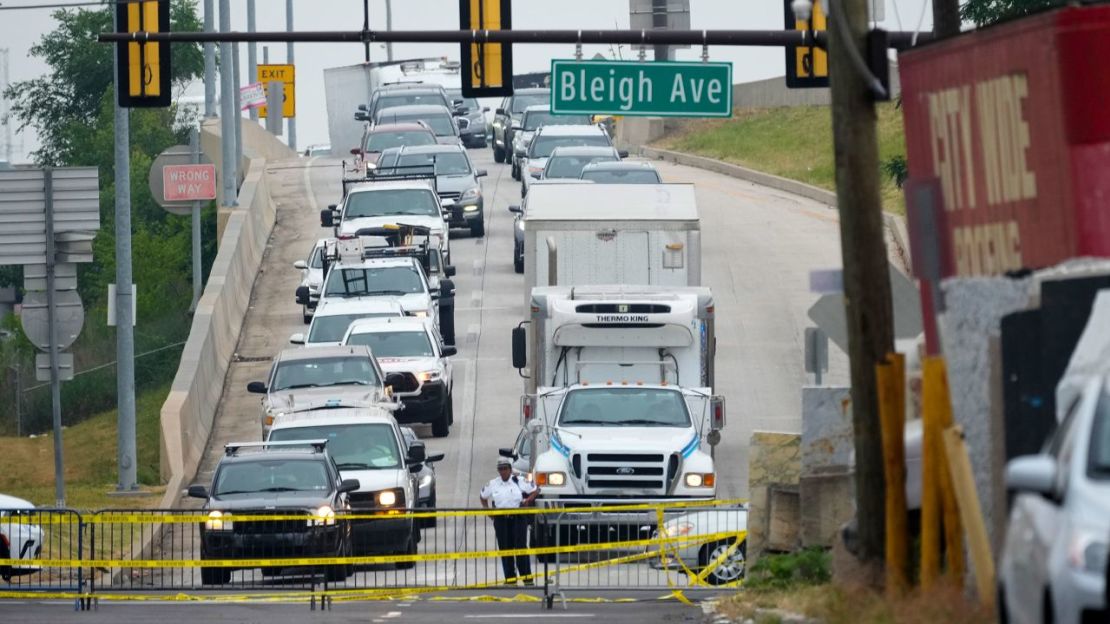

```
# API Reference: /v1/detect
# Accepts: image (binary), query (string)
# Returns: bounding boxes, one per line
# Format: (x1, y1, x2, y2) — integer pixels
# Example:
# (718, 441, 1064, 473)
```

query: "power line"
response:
(0, 1, 109, 11)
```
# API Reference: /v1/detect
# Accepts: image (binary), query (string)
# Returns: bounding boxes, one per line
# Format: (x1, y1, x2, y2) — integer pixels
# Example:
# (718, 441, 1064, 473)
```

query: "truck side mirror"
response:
(498, 447, 518, 460)
(444, 265, 457, 277)
(512, 326, 527, 369)
(442, 345, 458, 357)
(187, 484, 209, 499)
(320, 209, 335, 228)
(407, 441, 426, 464)
(496, 108, 506, 115)
(247, 381, 268, 394)
(295, 285, 310, 305)
(289, 333, 305, 345)
(508, 205, 522, 214)
(710, 396, 726, 431)
(440, 279, 455, 298)
(293, 260, 308, 270)
(618, 150, 630, 159)
(385, 372, 418, 394)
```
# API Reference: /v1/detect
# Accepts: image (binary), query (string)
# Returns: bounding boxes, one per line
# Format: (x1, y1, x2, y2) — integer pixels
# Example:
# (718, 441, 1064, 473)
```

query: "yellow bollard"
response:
(943, 425, 995, 610)
(877, 353, 908, 594)
(920, 356, 943, 588)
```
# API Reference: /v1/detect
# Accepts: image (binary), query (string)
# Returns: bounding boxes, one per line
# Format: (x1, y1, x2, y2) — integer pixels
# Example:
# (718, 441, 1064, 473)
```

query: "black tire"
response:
(514, 253, 524, 274)
(1043, 590, 1054, 624)
(470, 215, 485, 238)
(447, 393, 454, 425)
(420, 494, 438, 529)
(997, 585, 1009, 624)
(440, 305, 455, 346)
(324, 547, 352, 583)
(697, 540, 746, 586)
(395, 533, 418, 570)
(432, 400, 450, 438)
(512, 162, 520, 181)
(302, 307, 311, 324)
(201, 566, 231, 585)
(493, 145, 505, 163)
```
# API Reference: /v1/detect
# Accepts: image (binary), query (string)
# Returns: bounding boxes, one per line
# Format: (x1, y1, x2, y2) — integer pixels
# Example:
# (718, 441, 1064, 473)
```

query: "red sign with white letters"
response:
(162, 164, 217, 202)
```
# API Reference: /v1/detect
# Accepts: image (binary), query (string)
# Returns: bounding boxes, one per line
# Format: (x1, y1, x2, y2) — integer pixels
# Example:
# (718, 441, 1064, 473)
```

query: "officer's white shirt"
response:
(480, 475, 537, 509)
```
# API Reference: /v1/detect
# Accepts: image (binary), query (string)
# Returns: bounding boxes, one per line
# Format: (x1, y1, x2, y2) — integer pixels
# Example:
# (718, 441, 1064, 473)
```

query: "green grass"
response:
(0, 383, 169, 511)
(653, 104, 907, 214)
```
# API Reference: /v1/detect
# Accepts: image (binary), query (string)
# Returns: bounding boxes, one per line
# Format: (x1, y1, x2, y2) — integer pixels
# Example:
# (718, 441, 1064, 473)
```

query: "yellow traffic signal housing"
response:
(784, 0, 829, 88)
(117, 0, 172, 107)
(459, 0, 513, 98)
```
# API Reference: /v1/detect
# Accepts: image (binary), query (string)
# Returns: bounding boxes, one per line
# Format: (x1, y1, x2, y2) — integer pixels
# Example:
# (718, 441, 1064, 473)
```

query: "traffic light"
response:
(116, 0, 172, 107)
(459, 0, 513, 98)
(784, 0, 828, 89)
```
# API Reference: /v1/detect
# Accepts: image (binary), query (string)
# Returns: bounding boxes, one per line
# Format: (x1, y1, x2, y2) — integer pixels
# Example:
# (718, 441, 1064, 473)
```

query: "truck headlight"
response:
(663, 522, 694, 537)
(683, 473, 715, 488)
(309, 505, 336, 527)
(206, 510, 232, 531)
(416, 370, 442, 383)
(460, 187, 481, 201)
(410, 310, 428, 318)
(377, 489, 399, 507)
(537, 472, 566, 486)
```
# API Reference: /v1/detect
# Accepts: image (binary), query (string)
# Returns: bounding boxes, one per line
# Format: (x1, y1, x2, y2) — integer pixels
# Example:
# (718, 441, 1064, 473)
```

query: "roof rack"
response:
(325, 223, 438, 274)
(224, 439, 328, 456)
(341, 166, 438, 198)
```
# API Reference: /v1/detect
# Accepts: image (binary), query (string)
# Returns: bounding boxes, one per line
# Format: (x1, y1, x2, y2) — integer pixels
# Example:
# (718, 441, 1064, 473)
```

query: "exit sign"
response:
(550, 59, 732, 118)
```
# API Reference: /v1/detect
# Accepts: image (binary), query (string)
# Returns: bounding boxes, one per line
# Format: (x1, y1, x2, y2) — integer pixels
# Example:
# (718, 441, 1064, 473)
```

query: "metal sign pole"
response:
(190, 127, 203, 311)
(218, 0, 237, 207)
(232, 42, 243, 177)
(203, 0, 216, 117)
(247, 0, 258, 122)
(44, 167, 65, 508)
(286, 0, 297, 151)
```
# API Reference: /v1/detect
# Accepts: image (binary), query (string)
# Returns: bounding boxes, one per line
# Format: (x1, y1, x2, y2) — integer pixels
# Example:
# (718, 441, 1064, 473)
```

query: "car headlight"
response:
(663, 522, 695, 537)
(410, 310, 428, 318)
(206, 510, 232, 531)
(1067, 529, 1109, 573)
(536, 472, 566, 487)
(516, 220, 525, 231)
(460, 187, 481, 202)
(377, 490, 398, 507)
(683, 473, 716, 488)
(309, 505, 336, 527)
(418, 473, 434, 489)
(416, 369, 442, 383)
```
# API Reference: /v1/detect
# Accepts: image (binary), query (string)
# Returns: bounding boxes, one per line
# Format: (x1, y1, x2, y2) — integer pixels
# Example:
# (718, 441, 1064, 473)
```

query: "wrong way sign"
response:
(162, 164, 216, 202)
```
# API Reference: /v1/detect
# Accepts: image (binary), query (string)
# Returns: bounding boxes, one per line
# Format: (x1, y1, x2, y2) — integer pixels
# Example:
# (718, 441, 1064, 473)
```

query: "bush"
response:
(882, 154, 909, 189)
(744, 548, 832, 591)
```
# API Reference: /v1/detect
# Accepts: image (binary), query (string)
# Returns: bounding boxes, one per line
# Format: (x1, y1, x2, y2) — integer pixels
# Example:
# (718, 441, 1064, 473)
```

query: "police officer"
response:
(480, 457, 538, 585)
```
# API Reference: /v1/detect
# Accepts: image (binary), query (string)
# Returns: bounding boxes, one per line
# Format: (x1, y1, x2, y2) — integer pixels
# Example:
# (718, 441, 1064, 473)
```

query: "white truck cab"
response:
(321, 177, 451, 263)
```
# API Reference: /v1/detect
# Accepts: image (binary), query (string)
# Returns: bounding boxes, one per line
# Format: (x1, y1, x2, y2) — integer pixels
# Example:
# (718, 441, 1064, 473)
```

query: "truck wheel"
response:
(698, 540, 746, 585)
(324, 540, 353, 582)
(493, 145, 505, 164)
(447, 393, 454, 425)
(420, 493, 438, 529)
(395, 533, 418, 570)
(469, 215, 485, 238)
(201, 566, 231, 585)
(432, 401, 450, 438)
(439, 304, 456, 346)
(302, 305, 311, 325)
(512, 162, 520, 181)
(514, 254, 524, 274)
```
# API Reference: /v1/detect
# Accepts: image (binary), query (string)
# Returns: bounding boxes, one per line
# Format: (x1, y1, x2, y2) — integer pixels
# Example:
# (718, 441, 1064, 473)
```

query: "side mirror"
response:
(618, 150, 630, 159)
(475, 169, 488, 178)
(498, 447, 517, 460)
(511, 326, 527, 369)
(289, 333, 305, 345)
(482, 107, 490, 112)
(187, 484, 209, 499)
(529, 170, 542, 179)
(385, 372, 418, 394)
(407, 441, 427, 464)
(293, 260, 308, 270)
(444, 265, 457, 277)
(295, 285, 310, 305)
(320, 209, 335, 228)
(508, 204, 522, 214)
(440, 279, 455, 298)
(426, 453, 445, 463)
(495, 108, 506, 115)
(354, 112, 369, 121)
(350, 147, 361, 155)
(357, 104, 368, 112)
(710, 396, 726, 431)
(338, 478, 361, 494)
(247, 381, 268, 394)
(1005, 455, 1058, 497)
(442, 345, 458, 357)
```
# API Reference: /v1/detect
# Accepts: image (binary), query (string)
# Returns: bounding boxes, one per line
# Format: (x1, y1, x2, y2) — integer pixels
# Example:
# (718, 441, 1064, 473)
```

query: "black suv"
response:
(187, 440, 360, 585)
(490, 88, 550, 164)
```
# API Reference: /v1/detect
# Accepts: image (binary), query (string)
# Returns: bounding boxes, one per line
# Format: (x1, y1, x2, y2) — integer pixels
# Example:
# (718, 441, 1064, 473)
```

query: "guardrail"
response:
(0, 502, 747, 609)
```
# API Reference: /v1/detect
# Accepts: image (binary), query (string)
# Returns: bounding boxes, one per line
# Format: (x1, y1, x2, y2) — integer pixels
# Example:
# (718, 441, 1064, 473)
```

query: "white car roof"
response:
(346, 179, 436, 194)
(0, 493, 35, 509)
(313, 297, 406, 316)
(270, 409, 400, 430)
(275, 344, 373, 363)
(345, 316, 434, 336)
(535, 124, 606, 137)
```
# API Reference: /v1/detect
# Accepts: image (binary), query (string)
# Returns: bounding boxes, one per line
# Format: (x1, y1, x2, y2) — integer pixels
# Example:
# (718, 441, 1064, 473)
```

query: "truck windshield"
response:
(345, 189, 440, 218)
(529, 135, 610, 158)
(559, 388, 691, 427)
(214, 459, 330, 497)
(524, 112, 590, 130)
(272, 356, 379, 391)
(324, 266, 425, 297)
(270, 424, 401, 470)
(374, 93, 446, 114)
(346, 330, 435, 358)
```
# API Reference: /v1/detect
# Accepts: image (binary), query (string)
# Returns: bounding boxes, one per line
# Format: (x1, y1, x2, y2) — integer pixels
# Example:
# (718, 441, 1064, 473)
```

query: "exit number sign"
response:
(551, 60, 732, 118)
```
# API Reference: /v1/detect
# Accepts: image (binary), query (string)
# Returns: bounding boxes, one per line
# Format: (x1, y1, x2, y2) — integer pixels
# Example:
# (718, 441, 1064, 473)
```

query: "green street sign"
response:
(550, 59, 732, 118)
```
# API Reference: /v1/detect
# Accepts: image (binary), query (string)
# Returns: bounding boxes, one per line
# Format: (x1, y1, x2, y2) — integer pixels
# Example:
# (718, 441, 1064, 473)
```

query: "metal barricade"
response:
(0, 508, 84, 595)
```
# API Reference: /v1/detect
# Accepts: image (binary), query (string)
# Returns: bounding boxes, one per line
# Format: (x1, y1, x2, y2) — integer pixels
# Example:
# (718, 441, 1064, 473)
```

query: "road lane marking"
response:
(472, 259, 483, 276)
(470, 290, 483, 308)
(464, 616, 595, 619)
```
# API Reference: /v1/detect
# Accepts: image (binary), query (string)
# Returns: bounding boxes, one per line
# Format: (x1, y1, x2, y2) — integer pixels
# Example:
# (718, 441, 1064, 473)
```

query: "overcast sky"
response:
(0, 0, 932, 162)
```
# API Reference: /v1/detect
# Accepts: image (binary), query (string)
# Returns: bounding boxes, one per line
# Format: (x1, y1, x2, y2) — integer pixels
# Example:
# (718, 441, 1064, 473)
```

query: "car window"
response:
(581, 169, 661, 184)
(324, 265, 425, 297)
(511, 93, 549, 113)
(558, 387, 691, 427)
(270, 424, 402, 470)
(308, 312, 399, 343)
(546, 155, 617, 179)
(214, 459, 331, 496)
(379, 112, 455, 136)
(523, 112, 589, 130)
(374, 93, 446, 114)
(310, 245, 325, 269)
(345, 189, 440, 218)
(365, 131, 437, 152)
(271, 356, 379, 391)
(529, 135, 611, 158)
(347, 330, 435, 358)
(396, 152, 471, 176)
(1048, 397, 1082, 458)
(1087, 391, 1110, 480)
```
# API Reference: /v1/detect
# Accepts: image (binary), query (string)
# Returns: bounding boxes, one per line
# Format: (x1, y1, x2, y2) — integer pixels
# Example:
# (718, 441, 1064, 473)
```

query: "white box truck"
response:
(518, 183, 701, 308)
(506, 285, 724, 547)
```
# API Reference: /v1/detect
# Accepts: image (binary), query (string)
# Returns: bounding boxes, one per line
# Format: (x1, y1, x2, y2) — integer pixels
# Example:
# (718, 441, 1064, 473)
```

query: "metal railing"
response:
(0, 502, 747, 608)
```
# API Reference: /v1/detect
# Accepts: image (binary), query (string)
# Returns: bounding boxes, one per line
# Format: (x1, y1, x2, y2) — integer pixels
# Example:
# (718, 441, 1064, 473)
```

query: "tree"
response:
(4, 0, 204, 165)
(960, 0, 1064, 27)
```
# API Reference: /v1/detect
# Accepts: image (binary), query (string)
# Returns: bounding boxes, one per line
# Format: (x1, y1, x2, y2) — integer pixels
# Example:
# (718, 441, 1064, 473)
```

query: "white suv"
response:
(290, 297, 405, 347)
(343, 316, 456, 437)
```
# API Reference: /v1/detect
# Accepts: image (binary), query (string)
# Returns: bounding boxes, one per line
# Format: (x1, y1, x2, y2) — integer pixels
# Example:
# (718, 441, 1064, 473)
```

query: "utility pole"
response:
(286, 0, 297, 151)
(932, 0, 961, 39)
(247, 0, 258, 121)
(0, 48, 12, 163)
(385, 0, 394, 61)
(827, 0, 894, 568)
(218, 0, 237, 206)
(362, 0, 371, 62)
(112, 2, 138, 493)
(233, 42, 243, 169)
(203, 0, 216, 117)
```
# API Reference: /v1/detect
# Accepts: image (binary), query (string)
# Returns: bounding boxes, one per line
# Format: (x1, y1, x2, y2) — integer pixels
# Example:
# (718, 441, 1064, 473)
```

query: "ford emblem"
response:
(616, 467, 635, 475)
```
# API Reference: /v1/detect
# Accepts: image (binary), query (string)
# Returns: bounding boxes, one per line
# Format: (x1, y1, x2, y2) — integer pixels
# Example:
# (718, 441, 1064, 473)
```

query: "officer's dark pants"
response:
(492, 515, 532, 580)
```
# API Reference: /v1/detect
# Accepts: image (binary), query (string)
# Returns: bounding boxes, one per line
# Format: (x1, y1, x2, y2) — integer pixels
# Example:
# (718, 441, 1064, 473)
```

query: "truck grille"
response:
(438, 191, 461, 200)
(581, 453, 672, 493)
(230, 511, 311, 535)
